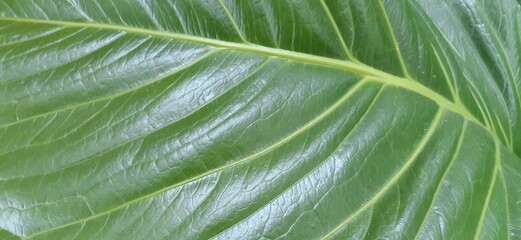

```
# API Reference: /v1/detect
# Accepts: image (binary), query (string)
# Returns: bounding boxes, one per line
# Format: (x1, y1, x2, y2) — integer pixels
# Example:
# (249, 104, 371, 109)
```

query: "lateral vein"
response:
(0, 16, 489, 139)
(320, 108, 445, 240)
(25, 77, 371, 238)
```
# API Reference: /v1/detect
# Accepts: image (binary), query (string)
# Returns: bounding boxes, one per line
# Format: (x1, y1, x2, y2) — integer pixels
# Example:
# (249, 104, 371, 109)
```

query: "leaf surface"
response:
(1, 0, 521, 239)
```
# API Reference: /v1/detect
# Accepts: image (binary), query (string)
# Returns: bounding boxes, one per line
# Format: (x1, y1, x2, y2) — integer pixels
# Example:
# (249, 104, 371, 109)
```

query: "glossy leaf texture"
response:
(1, 0, 521, 239)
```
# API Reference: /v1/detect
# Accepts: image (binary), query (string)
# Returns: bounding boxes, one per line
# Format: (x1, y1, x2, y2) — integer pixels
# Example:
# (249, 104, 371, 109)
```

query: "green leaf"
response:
(1, 0, 521, 239)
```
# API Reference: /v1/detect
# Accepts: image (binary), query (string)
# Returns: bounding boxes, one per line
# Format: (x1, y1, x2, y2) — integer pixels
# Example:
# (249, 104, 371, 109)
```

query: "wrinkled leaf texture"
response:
(1, 0, 521, 239)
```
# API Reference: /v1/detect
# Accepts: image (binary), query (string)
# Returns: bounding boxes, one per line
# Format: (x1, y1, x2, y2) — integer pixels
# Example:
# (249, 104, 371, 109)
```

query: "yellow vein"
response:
(136, 0, 163, 30)
(365, 77, 478, 126)
(475, 3, 517, 146)
(476, 3, 521, 114)
(2, 15, 505, 150)
(406, 0, 463, 59)
(26, 78, 371, 238)
(495, 113, 513, 150)
(0, 16, 510, 149)
(210, 83, 384, 239)
(0, 49, 220, 129)
(444, 0, 515, 146)
(499, 168, 511, 240)
(431, 45, 459, 104)
(65, 0, 93, 22)
(469, 90, 492, 130)
(319, 0, 358, 62)
(413, 120, 467, 240)
(320, 108, 445, 240)
(375, 0, 411, 79)
(0, 16, 484, 130)
(473, 140, 501, 240)
(468, 85, 506, 146)
(0, 30, 126, 87)
(218, 0, 248, 43)
(0, 25, 65, 47)
(345, 4, 356, 51)
(0, 57, 274, 181)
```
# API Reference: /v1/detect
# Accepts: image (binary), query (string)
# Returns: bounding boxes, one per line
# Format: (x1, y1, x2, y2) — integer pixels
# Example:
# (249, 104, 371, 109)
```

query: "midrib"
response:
(0, 16, 494, 141)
